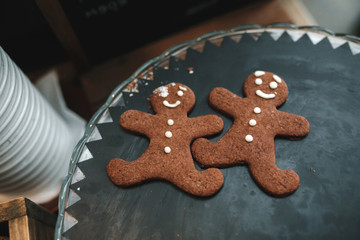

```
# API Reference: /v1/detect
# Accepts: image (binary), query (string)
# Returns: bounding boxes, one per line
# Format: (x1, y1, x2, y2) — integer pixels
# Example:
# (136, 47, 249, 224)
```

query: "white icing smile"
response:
(256, 90, 275, 99)
(163, 100, 181, 108)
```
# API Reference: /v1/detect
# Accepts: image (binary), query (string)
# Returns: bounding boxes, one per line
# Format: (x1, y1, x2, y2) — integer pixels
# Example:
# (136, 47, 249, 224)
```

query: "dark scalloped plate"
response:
(56, 25, 360, 240)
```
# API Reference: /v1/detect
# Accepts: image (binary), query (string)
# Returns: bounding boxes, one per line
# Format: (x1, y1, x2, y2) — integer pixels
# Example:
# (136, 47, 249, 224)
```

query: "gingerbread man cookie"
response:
(191, 71, 310, 197)
(107, 82, 224, 197)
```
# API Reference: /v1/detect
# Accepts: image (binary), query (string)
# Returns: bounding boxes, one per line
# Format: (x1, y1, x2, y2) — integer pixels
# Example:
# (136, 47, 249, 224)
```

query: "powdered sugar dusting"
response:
(154, 86, 169, 97)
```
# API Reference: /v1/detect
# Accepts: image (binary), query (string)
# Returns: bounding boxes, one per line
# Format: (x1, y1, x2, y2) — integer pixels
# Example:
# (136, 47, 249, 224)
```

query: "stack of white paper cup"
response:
(0, 47, 84, 203)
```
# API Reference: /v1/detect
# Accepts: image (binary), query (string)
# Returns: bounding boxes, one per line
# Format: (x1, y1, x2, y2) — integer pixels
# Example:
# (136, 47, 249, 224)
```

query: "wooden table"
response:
(0, 198, 56, 240)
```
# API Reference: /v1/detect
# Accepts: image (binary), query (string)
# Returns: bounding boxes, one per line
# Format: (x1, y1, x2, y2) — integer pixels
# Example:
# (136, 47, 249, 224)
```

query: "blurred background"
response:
(1, 0, 359, 119)
(0, 0, 359, 237)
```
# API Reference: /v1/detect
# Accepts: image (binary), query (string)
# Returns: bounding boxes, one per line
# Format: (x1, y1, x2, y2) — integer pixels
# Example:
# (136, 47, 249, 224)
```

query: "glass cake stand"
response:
(55, 24, 360, 240)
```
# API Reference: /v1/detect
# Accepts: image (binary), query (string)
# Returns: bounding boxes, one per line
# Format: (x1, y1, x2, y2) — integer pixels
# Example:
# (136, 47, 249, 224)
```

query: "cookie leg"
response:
(107, 158, 153, 186)
(248, 157, 300, 197)
(172, 167, 224, 197)
(192, 138, 237, 168)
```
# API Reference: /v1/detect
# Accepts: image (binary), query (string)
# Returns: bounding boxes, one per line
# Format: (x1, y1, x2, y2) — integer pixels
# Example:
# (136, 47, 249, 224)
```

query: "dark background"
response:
(0, 0, 254, 71)
(0, 1, 67, 71)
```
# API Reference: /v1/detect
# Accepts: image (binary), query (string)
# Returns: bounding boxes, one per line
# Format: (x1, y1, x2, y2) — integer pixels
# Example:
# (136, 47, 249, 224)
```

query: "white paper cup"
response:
(0, 46, 85, 203)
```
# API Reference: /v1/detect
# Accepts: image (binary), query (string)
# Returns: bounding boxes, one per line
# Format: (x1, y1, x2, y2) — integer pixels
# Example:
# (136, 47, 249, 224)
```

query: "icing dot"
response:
(245, 135, 253, 142)
(249, 119, 257, 126)
(255, 78, 262, 85)
(273, 75, 282, 83)
(254, 71, 265, 77)
(177, 90, 184, 96)
(165, 131, 173, 138)
(167, 119, 174, 125)
(164, 146, 171, 153)
(179, 86, 187, 91)
(254, 107, 261, 114)
(269, 81, 278, 89)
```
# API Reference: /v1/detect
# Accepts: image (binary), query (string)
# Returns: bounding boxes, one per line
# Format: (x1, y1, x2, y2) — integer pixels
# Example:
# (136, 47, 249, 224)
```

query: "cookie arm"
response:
(120, 110, 155, 136)
(276, 111, 310, 139)
(190, 114, 224, 138)
(208, 87, 242, 117)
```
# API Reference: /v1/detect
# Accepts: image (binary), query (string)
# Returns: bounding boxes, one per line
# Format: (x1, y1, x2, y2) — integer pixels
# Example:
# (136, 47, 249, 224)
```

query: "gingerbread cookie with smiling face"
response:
(191, 71, 310, 197)
(107, 82, 224, 197)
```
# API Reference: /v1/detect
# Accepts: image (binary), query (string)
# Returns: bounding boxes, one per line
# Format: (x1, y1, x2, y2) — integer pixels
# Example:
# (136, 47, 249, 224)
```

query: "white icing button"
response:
(254, 107, 261, 114)
(249, 119, 257, 126)
(164, 146, 171, 153)
(269, 81, 278, 89)
(254, 71, 265, 77)
(273, 75, 282, 83)
(167, 119, 174, 125)
(165, 131, 173, 138)
(245, 135, 253, 142)
(177, 90, 184, 96)
(255, 78, 262, 85)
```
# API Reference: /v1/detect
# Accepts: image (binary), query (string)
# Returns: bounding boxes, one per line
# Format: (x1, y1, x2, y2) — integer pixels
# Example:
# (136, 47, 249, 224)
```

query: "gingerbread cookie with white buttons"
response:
(107, 82, 224, 197)
(191, 71, 310, 197)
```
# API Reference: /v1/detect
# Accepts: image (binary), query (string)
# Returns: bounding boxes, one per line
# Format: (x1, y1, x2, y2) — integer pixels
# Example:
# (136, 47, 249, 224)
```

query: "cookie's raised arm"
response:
(209, 87, 243, 117)
(190, 114, 224, 139)
(276, 111, 310, 139)
(120, 110, 155, 136)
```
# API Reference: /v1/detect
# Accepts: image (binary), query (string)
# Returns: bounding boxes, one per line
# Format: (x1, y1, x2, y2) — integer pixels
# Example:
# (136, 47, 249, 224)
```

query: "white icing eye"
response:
(269, 81, 278, 89)
(255, 78, 262, 85)
(273, 75, 282, 83)
(177, 90, 184, 96)
(179, 86, 187, 91)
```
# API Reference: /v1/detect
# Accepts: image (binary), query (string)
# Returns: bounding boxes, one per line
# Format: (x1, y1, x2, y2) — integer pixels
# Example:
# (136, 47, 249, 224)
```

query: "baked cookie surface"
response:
(107, 82, 224, 197)
(192, 71, 310, 197)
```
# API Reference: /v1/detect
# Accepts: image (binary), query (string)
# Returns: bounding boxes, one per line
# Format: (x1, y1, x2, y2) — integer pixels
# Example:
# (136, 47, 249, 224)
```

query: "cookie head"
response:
(151, 83, 195, 114)
(243, 71, 288, 107)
